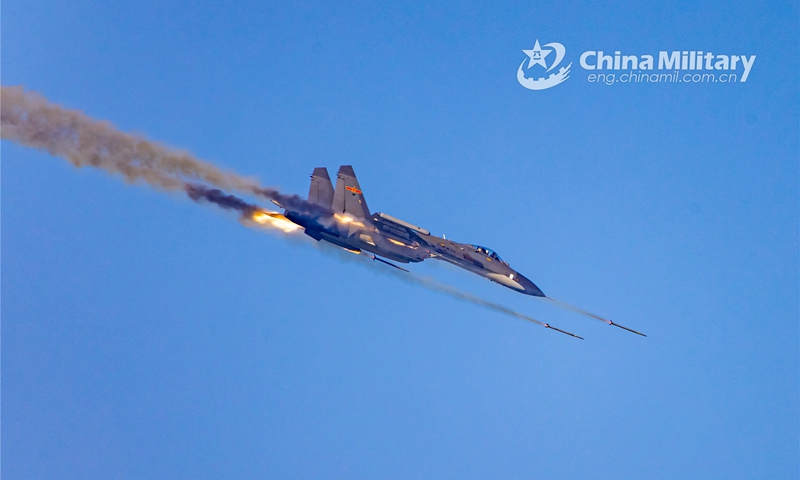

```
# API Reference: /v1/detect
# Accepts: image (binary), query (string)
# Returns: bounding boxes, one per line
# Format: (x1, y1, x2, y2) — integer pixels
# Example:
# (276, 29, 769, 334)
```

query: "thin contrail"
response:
(543, 297, 646, 336)
(427, 250, 646, 336)
(404, 274, 583, 339)
(544, 297, 611, 323)
(319, 243, 583, 339)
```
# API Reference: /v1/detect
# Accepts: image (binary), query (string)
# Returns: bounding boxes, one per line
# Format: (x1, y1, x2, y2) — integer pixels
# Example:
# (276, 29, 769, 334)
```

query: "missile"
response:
(609, 320, 647, 337)
(371, 255, 410, 273)
(544, 323, 584, 340)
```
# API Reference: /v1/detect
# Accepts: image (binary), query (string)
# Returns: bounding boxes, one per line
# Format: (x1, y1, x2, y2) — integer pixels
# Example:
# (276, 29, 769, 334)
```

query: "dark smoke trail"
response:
(1, 85, 330, 219)
(0, 85, 327, 235)
(251, 186, 329, 217)
(185, 184, 259, 216)
(2, 86, 258, 194)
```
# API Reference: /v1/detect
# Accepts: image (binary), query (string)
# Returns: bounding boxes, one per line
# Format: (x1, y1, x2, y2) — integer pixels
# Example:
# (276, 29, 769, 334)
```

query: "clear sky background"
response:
(3, 1, 798, 478)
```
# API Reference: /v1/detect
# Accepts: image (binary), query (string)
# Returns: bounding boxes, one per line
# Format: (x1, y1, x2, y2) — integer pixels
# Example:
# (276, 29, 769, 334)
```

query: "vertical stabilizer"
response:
(332, 165, 370, 218)
(308, 167, 334, 209)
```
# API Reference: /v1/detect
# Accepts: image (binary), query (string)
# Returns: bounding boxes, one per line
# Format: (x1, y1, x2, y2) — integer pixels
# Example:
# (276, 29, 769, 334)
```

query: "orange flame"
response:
(250, 210, 301, 233)
(334, 213, 365, 228)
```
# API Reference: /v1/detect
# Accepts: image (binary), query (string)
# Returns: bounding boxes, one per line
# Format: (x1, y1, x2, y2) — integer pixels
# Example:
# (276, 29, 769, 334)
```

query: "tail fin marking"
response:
(332, 165, 370, 218)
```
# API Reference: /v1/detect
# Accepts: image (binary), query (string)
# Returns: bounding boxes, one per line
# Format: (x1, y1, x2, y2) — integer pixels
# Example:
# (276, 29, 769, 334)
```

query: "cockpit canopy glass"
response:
(471, 245, 508, 265)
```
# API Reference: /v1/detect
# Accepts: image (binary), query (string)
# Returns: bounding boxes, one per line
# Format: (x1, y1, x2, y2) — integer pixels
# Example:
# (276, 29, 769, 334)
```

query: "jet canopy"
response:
(471, 245, 508, 265)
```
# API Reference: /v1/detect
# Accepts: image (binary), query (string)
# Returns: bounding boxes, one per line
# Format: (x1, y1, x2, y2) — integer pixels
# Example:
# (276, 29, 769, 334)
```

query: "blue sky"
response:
(3, 1, 798, 478)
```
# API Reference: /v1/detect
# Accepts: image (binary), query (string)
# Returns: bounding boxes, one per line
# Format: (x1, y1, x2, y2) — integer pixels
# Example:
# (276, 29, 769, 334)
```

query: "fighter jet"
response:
(275, 165, 546, 297)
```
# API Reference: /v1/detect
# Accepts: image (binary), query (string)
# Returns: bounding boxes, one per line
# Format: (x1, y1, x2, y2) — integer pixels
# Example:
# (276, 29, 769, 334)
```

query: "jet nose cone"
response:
(517, 274, 545, 297)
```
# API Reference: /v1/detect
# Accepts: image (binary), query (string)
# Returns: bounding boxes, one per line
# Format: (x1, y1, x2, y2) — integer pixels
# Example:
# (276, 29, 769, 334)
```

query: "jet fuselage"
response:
(281, 166, 545, 297)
